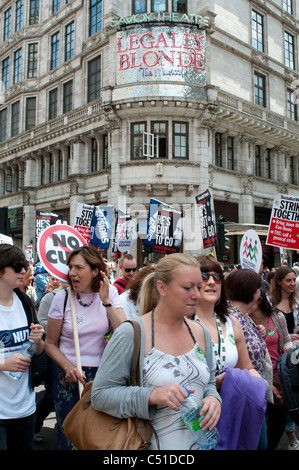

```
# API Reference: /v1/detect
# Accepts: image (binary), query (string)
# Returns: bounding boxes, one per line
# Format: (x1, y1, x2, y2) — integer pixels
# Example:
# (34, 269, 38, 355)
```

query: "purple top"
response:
(228, 302, 267, 379)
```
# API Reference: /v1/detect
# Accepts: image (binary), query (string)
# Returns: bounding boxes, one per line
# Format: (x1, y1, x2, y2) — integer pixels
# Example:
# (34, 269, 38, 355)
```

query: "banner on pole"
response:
(37, 224, 86, 282)
(90, 205, 114, 250)
(239, 229, 262, 273)
(195, 189, 217, 249)
(144, 198, 183, 254)
(266, 193, 299, 250)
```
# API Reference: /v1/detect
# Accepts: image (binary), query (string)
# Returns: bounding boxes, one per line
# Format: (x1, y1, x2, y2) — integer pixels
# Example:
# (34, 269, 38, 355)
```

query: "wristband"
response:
(102, 302, 113, 307)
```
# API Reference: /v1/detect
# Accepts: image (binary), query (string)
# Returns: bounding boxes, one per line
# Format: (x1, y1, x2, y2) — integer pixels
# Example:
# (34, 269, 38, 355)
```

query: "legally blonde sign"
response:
(114, 26, 206, 99)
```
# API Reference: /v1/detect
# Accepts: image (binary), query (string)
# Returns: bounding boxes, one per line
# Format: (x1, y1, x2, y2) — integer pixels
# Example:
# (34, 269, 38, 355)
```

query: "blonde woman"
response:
(92, 253, 221, 450)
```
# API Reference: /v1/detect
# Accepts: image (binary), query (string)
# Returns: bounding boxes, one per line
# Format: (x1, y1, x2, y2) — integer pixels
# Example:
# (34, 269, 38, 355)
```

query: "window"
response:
(252, 10, 264, 52)
(63, 80, 73, 113)
(254, 71, 266, 107)
(58, 150, 63, 180)
(103, 134, 108, 168)
(215, 133, 222, 167)
(227, 136, 234, 170)
(49, 88, 58, 119)
(11, 101, 20, 137)
(27, 43, 38, 78)
(29, 0, 39, 25)
(152, 0, 167, 12)
(91, 138, 97, 171)
(287, 89, 297, 120)
(13, 49, 22, 84)
(2, 58, 9, 90)
(49, 153, 54, 182)
(0, 108, 7, 142)
(285, 32, 295, 69)
(265, 149, 271, 179)
(151, 121, 168, 158)
(173, 0, 187, 13)
(53, 0, 60, 13)
(51, 32, 60, 69)
(173, 122, 188, 158)
(255, 145, 261, 176)
(283, 0, 293, 14)
(25, 97, 36, 130)
(133, 0, 146, 13)
(41, 155, 45, 185)
(290, 156, 295, 184)
(89, 0, 102, 36)
(4, 9, 11, 41)
(131, 122, 146, 159)
(65, 21, 74, 61)
(87, 56, 101, 102)
(15, 0, 24, 31)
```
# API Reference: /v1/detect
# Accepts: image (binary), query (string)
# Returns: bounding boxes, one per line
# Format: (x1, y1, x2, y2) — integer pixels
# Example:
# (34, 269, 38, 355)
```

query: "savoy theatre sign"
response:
(113, 18, 207, 100)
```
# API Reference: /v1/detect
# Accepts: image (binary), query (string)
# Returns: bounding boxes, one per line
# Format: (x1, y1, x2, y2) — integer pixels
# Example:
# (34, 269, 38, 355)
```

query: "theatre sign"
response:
(113, 15, 208, 101)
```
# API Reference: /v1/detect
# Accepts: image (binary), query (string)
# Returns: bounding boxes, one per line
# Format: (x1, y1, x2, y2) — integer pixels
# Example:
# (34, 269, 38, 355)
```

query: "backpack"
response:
(278, 345, 299, 425)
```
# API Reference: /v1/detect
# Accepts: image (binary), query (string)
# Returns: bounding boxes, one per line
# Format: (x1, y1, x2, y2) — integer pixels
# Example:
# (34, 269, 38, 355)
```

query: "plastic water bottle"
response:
(9, 339, 35, 379)
(180, 388, 220, 450)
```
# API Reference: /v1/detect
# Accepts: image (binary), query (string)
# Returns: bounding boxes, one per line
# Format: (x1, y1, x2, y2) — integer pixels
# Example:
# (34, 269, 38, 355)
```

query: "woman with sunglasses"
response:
(195, 257, 268, 450)
(46, 245, 126, 450)
(194, 256, 261, 390)
(0, 244, 45, 450)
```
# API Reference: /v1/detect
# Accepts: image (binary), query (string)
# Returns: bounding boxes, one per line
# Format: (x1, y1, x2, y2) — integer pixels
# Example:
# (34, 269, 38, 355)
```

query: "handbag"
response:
(63, 320, 158, 450)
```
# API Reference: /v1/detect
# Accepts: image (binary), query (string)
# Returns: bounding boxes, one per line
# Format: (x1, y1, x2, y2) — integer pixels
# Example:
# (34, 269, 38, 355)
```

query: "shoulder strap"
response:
(14, 288, 37, 326)
(125, 320, 141, 387)
(63, 288, 68, 314)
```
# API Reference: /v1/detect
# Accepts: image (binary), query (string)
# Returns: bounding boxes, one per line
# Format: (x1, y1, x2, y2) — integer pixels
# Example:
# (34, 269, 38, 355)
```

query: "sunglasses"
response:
(201, 272, 222, 283)
(6, 263, 28, 273)
(124, 268, 137, 273)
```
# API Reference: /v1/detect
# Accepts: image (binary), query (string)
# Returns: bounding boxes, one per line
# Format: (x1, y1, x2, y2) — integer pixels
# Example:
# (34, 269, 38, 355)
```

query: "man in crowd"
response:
(113, 254, 137, 294)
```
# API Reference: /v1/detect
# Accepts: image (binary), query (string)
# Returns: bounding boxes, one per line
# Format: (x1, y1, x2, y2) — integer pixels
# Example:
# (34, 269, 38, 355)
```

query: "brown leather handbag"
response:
(62, 320, 158, 450)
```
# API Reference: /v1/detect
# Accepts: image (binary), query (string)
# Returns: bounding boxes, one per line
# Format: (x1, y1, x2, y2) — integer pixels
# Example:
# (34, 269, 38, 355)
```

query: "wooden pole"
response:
(69, 289, 84, 397)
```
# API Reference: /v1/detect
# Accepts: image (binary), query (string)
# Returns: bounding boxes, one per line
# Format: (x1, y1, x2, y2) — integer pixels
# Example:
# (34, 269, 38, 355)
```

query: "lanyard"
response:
(213, 313, 226, 372)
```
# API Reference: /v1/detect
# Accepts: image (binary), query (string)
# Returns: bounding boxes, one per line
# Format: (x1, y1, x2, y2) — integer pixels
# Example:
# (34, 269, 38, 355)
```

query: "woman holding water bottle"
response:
(0, 244, 44, 450)
(92, 253, 221, 450)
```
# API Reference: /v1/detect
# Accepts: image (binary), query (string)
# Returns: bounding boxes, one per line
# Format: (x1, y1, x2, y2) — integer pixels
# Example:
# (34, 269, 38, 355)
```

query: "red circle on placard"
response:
(37, 224, 87, 281)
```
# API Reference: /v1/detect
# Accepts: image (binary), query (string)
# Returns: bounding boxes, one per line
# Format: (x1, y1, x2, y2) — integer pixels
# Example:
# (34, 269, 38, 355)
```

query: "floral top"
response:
(227, 302, 267, 379)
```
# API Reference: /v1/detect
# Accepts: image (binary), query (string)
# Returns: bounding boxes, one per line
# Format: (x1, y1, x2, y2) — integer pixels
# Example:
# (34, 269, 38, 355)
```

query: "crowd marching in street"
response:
(1, 242, 299, 451)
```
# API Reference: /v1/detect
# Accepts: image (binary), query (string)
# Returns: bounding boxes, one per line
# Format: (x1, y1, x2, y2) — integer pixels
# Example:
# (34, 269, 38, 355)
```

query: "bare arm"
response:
(99, 270, 126, 329)
(45, 317, 85, 384)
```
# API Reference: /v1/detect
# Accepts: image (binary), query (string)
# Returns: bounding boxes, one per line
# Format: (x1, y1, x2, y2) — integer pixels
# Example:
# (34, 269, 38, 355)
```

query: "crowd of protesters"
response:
(1, 242, 299, 451)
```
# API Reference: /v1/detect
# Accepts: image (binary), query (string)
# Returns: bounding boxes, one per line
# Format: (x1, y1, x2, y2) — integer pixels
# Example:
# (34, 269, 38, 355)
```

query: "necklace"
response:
(76, 292, 95, 308)
(214, 313, 226, 372)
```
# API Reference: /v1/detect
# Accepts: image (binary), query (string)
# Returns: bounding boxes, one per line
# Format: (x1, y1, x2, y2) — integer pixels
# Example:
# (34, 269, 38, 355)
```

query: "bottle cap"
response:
(182, 385, 190, 397)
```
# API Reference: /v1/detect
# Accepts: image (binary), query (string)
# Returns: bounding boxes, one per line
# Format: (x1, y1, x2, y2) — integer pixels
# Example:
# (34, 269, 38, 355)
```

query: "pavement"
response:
(32, 385, 294, 451)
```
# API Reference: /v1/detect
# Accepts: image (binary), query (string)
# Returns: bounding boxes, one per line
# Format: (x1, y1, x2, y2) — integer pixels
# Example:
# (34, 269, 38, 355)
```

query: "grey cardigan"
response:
(91, 318, 221, 420)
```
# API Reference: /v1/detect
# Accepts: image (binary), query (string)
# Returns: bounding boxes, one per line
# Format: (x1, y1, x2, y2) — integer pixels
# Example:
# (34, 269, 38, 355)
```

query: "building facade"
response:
(0, 0, 298, 266)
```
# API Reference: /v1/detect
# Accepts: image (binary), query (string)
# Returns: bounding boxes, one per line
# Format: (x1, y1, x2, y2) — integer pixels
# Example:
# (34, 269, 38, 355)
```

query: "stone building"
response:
(0, 0, 298, 266)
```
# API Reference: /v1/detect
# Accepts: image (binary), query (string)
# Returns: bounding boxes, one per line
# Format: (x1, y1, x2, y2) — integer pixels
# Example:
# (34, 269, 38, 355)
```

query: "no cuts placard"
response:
(37, 224, 86, 282)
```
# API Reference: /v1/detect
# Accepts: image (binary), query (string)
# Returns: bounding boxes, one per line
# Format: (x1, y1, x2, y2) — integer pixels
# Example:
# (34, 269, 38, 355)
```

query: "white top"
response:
(48, 286, 122, 367)
(194, 314, 238, 373)
(212, 315, 238, 372)
(0, 292, 36, 419)
(119, 290, 139, 320)
(143, 344, 210, 450)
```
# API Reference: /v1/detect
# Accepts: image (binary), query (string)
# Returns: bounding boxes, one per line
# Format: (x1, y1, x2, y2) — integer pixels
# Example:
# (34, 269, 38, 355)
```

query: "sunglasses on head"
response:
(6, 263, 28, 273)
(201, 272, 222, 283)
(124, 268, 137, 273)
